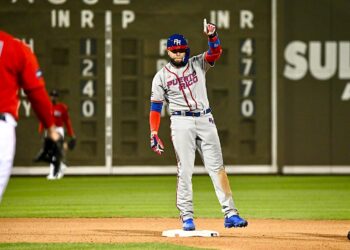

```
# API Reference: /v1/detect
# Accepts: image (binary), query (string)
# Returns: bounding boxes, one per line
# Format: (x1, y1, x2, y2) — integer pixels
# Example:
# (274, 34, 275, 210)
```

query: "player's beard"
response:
(170, 57, 187, 67)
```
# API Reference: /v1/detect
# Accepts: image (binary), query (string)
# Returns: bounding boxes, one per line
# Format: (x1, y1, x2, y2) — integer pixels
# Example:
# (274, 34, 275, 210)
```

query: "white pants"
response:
(171, 113, 238, 220)
(0, 114, 17, 202)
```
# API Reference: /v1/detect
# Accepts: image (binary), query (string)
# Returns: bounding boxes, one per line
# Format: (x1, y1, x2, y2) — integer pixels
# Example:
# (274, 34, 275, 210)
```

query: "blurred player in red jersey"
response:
(38, 89, 76, 180)
(0, 30, 60, 202)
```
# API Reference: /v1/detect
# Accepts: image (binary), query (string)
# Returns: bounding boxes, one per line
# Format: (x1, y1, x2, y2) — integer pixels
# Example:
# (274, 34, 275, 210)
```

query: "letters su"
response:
(284, 41, 350, 81)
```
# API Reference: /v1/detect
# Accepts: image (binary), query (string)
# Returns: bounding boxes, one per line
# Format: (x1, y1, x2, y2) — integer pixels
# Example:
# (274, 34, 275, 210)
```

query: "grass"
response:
(0, 175, 349, 219)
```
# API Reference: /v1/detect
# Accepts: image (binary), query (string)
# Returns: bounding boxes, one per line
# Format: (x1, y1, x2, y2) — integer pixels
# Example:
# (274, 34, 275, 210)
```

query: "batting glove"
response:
(67, 136, 77, 150)
(203, 18, 217, 38)
(150, 133, 164, 155)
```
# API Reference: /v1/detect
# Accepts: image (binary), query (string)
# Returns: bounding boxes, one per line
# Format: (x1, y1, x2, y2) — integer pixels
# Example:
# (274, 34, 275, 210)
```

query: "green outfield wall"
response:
(1, 0, 349, 174)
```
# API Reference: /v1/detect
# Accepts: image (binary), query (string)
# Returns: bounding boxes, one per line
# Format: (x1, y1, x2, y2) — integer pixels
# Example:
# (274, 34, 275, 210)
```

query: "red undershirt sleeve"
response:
(149, 110, 161, 133)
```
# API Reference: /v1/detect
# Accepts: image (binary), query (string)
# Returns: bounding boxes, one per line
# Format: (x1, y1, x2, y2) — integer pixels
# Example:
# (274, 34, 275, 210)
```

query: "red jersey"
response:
(0, 31, 53, 127)
(39, 102, 75, 137)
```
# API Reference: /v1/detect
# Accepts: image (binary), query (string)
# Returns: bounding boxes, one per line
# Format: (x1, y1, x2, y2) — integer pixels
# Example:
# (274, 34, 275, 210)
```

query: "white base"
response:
(162, 229, 219, 237)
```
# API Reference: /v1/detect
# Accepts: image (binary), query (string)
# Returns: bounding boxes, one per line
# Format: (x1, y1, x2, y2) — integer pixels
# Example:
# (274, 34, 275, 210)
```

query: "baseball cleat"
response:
(46, 174, 57, 180)
(56, 163, 67, 179)
(56, 172, 64, 180)
(224, 215, 248, 228)
(182, 218, 196, 231)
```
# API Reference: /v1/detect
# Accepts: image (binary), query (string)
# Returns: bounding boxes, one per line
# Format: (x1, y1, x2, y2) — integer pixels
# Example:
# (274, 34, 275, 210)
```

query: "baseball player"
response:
(149, 20, 248, 230)
(0, 30, 60, 202)
(37, 89, 76, 180)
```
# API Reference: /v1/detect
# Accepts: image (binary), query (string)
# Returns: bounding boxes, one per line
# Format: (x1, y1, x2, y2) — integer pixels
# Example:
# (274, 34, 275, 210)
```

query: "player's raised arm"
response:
(203, 18, 222, 66)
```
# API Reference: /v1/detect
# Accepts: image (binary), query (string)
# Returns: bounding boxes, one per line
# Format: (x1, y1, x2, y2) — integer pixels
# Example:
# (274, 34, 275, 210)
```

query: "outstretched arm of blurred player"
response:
(62, 105, 75, 137)
(17, 38, 59, 141)
(31, 87, 62, 164)
(149, 101, 164, 155)
(203, 18, 222, 65)
(38, 122, 44, 134)
(26, 87, 60, 142)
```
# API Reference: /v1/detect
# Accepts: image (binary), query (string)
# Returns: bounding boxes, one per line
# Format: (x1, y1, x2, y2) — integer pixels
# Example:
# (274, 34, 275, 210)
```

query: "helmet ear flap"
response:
(183, 48, 190, 65)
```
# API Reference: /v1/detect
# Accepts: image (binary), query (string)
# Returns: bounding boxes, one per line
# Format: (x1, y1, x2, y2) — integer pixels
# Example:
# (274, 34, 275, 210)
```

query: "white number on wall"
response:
(241, 58, 253, 76)
(82, 80, 95, 97)
(241, 79, 254, 97)
(81, 59, 95, 77)
(82, 100, 95, 117)
(241, 39, 253, 56)
(241, 99, 254, 117)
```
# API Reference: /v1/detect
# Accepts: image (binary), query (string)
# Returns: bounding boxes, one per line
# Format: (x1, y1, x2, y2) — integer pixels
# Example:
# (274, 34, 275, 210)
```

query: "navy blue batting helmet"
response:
(167, 34, 188, 51)
(167, 34, 190, 66)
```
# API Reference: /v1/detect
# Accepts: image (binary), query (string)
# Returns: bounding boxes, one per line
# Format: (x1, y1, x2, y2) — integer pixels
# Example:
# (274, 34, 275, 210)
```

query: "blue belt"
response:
(172, 108, 211, 117)
(0, 113, 5, 122)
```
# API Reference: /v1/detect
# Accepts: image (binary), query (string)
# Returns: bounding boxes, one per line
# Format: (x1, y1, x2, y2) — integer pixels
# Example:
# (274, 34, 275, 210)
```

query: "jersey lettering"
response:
(151, 53, 211, 112)
(174, 39, 181, 45)
(167, 71, 198, 89)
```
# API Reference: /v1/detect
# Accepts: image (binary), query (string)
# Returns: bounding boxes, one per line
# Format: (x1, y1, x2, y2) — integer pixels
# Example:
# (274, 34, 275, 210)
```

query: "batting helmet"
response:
(167, 34, 190, 66)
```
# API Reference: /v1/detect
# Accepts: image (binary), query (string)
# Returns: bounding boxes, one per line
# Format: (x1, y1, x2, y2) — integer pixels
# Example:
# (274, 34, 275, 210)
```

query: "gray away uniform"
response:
(151, 53, 239, 220)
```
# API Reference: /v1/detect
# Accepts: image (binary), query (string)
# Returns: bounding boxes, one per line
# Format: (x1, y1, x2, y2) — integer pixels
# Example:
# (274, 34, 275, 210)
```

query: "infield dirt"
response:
(0, 218, 349, 249)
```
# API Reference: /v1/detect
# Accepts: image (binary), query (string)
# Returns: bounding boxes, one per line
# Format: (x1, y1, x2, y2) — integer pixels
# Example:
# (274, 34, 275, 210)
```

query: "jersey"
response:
(39, 102, 75, 137)
(0, 31, 45, 120)
(0, 31, 54, 202)
(151, 51, 239, 222)
(151, 53, 212, 113)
